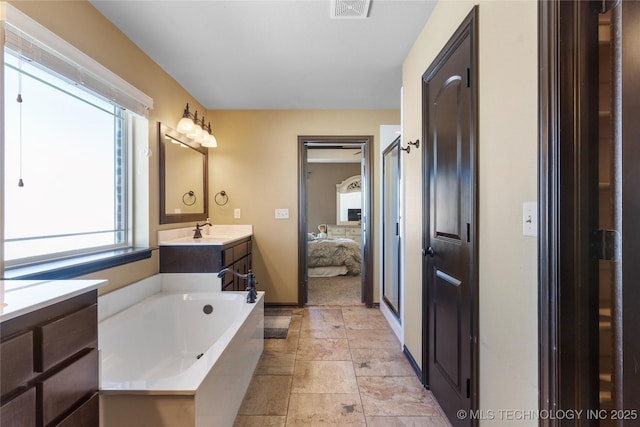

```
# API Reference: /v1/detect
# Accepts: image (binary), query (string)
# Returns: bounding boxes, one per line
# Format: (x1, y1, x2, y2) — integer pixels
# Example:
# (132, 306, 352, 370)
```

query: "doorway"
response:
(539, 0, 640, 421)
(297, 135, 374, 308)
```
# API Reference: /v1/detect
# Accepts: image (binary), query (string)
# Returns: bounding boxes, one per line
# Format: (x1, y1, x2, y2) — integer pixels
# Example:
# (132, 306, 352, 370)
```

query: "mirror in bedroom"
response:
(298, 137, 373, 307)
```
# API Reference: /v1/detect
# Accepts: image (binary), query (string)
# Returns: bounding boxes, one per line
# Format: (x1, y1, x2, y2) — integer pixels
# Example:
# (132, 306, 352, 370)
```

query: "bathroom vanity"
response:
(158, 225, 253, 291)
(0, 279, 106, 427)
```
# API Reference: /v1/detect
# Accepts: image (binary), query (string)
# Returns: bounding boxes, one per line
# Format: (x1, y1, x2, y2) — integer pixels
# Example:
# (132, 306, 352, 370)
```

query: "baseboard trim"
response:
(265, 302, 299, 308)
(403, 345, 425, 386)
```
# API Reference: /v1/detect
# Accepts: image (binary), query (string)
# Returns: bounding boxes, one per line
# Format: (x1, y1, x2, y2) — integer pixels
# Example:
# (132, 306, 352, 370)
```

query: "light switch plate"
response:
(234, 208, 241, 219)
(275, 208, 289, 219)
(523, 201, 537, 237)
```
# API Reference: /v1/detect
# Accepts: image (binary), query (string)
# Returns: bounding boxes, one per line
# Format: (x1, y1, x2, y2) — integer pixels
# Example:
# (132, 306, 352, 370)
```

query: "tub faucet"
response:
(217, 268, 258, 303)
(193, 219, 212, 239)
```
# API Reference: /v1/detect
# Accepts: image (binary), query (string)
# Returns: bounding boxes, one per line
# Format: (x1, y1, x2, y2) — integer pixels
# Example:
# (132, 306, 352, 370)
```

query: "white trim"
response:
(0, 2, 153, 116)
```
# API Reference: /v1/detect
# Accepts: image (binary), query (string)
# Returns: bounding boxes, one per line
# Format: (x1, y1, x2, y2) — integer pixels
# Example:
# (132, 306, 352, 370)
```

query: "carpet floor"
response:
(307, 274, 361, 306)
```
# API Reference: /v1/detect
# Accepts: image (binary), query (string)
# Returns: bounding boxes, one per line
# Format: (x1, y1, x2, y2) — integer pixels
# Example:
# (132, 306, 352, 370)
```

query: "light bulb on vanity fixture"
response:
(177, 102, 217, 148)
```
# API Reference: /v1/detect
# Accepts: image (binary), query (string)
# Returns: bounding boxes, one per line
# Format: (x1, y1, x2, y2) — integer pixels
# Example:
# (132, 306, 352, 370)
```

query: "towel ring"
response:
(214, 190, 229, 206)
(182, 190, 196, 206)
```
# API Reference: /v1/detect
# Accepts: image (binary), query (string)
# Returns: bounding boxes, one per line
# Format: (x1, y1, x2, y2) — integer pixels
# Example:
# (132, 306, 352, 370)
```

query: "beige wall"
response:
(402, 0, 539, 423)
(2, 2, 399, 302)
(206, 109, 399, 304)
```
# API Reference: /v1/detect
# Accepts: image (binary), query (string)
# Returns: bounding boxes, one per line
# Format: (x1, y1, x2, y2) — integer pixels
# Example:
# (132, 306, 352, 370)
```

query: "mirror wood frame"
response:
(158, 122, 209, 224)
(336, 175, 362, 226)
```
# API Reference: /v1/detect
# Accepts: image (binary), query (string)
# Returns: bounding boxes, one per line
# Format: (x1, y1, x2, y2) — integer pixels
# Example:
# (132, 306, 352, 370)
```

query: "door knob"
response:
(424, 246, 435, 257)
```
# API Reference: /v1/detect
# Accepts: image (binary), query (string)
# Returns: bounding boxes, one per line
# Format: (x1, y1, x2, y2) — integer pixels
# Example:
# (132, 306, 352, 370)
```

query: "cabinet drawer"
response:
(39, 349, 98, 426)
(0, 387, 36, 427)
(35, 304, 97, 372)
(54, 392, 98, 427)
(0, 331, 34, 397)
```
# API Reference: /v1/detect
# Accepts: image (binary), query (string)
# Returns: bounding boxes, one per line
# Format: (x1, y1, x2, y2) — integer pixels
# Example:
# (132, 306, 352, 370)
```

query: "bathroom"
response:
(1, 1, 541, 426)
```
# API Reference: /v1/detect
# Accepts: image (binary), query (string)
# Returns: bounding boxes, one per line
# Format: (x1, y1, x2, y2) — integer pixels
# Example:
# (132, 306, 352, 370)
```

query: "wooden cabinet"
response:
(0, 292, 98, 427)
(221, 239, 252, 291)
(159, 236, 253, 291)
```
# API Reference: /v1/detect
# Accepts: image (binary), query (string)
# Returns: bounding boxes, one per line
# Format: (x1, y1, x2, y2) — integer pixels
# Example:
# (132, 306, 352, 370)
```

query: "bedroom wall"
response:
(401, 0, 539, 422)
(307, 163, 361, 233)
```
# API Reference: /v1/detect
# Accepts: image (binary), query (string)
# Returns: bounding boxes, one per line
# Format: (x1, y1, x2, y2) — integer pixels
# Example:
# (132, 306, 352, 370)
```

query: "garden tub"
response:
(98, 274, 263, 427)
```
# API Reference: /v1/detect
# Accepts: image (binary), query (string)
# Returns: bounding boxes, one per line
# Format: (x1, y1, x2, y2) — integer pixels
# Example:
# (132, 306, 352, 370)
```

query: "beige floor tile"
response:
(238, 375, 292, 416)
(299, 323, 347, 339)
(300, 308, 346, 339)
(346, 328, 401, 349)
(303, 307, 344, 325)
(236, 307, 453, 426)
(351, 348, 416, 377)
(342, 308, 391, 330)
(366, 415, 451, 427)
(289, 314, 303, 330)
(233, 415, 287, 426)
(358, 376, 439, 416)
(286, 393, 366, 426)
(255, 350, 296, 375)
(296, 338, 351, 361)
(291, 360, 358, 393)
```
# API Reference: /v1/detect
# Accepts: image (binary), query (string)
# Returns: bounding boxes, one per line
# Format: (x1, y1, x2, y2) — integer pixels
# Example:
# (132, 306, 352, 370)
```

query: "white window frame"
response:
(1, 2, 152, 272)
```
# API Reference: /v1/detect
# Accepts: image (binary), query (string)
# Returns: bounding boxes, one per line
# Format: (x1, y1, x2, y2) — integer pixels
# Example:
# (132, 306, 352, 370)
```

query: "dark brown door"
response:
(422, 9, 478, 426)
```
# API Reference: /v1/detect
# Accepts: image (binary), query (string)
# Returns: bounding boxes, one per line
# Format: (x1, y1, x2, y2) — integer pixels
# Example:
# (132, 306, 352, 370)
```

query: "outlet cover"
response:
(275, 208, 289, 219)
(234, 208, 241, 219)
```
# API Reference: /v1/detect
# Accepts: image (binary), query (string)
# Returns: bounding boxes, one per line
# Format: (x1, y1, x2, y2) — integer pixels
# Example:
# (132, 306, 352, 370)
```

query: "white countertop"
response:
(158, 224, 253, 246)
(0, 279, 107, 323)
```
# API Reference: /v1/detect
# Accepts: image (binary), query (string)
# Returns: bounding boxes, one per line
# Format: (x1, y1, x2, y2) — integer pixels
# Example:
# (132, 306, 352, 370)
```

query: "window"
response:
(2, 5, 153, 272)
(3, 51, 130, 266)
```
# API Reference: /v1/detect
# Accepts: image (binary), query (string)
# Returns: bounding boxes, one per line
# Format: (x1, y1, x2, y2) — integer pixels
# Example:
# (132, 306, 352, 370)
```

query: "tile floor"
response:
(234, 306, 451, 426)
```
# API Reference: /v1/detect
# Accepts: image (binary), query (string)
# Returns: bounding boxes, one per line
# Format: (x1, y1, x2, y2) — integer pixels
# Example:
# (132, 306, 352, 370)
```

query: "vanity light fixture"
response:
(177, 103, 218, 148)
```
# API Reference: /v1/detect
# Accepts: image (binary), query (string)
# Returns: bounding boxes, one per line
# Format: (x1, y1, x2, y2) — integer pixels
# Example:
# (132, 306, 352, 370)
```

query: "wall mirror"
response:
(336, 175, 362, 225)
(382, 137, 401, 319)
(158, 122, 209, 224)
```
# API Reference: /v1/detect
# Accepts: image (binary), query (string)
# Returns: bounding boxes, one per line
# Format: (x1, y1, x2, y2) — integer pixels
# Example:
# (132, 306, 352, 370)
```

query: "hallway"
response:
(234, 306, 450, 426)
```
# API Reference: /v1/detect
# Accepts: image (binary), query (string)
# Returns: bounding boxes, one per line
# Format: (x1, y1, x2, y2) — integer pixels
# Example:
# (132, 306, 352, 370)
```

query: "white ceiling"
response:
(89, 0, 436, 110)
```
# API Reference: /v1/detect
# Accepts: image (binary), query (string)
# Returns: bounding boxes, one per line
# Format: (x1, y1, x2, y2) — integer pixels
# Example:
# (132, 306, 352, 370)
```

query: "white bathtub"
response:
(98, 273, 264, 427)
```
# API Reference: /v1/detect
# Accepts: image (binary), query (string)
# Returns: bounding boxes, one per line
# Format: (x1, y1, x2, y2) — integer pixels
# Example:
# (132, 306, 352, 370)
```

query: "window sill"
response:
(3, 247, 155, 280)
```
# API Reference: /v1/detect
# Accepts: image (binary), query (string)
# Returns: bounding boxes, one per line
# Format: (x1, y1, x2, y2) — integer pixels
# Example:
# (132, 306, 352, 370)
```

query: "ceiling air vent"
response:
(331, 0, 371, 19)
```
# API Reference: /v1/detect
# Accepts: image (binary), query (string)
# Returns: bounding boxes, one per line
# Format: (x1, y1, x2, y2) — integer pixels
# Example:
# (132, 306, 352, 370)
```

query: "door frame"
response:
(297, 135, 374, 308)
(539, 0, 614, 421)
(421, 6, 479, 418)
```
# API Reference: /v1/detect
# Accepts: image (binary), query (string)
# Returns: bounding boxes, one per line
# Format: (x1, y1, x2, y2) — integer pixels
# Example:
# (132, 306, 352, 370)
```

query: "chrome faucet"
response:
(193, 219, 212, 239)
(217, 268, 258, 303)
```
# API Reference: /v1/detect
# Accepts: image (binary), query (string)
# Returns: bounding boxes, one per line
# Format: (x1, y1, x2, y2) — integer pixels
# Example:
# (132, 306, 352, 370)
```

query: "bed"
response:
(307, 236, 361, 277)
